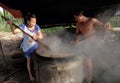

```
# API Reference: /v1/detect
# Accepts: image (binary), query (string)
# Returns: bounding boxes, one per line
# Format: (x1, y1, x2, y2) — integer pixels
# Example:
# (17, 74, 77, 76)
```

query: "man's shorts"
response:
(24, 44, 38, 58)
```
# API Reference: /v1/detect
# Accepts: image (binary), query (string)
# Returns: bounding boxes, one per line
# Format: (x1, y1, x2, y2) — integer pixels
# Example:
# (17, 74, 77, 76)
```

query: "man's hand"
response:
(103, 23, 113, 31)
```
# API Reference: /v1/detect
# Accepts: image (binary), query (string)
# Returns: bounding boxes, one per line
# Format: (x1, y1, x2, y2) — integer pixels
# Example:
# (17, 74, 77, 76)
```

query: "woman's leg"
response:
(26, 57, 35, 81)
(25, 44, 38, 81)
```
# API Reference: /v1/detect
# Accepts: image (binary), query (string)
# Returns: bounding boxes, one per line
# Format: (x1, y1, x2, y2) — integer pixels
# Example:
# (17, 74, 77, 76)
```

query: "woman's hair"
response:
(26, 13, 36, 21)
(24, 13, 36, 24)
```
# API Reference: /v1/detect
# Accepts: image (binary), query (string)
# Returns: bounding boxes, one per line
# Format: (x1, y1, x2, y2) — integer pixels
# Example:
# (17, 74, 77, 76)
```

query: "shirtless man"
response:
(74, 11, 109, 83)
(74, 11, 107, 44)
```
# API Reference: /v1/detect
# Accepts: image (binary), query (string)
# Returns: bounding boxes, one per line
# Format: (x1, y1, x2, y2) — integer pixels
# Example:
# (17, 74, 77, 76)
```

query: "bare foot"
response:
(74, 40, 80, 45)
(30, 76, 35, 81)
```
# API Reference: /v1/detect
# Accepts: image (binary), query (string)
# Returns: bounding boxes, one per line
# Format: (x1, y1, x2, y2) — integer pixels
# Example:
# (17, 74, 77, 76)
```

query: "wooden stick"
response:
(79, 33, 95, 41)
(1, 15, 50, 50)
(0, 41, 7, 69)
(0, 68, 21, 83)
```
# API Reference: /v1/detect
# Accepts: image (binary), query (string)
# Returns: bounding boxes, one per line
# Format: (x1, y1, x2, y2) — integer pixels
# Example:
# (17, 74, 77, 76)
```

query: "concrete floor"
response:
(0, 61, 35, 83)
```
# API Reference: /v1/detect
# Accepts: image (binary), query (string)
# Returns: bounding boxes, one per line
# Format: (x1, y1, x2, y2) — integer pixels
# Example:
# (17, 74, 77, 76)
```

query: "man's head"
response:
(74, 10, 84, 22)
(79, 11, 84, 16)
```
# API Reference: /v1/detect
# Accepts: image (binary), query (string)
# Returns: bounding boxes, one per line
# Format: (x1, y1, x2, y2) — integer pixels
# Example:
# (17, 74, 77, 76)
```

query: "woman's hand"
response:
(32, 34, 39, 40)
(7, 20, 13, 26)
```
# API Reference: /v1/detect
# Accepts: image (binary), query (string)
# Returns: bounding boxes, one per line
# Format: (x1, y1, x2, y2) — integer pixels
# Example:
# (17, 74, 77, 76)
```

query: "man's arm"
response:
(75, 26, 80, 44)
(92, 18, 104, 27)
(75, 23, 80, 35)
(93, 18, 113, 31)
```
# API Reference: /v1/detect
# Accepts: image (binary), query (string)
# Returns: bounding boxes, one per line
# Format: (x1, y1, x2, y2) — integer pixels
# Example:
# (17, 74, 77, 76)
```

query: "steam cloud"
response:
(41, 5, 120, 83)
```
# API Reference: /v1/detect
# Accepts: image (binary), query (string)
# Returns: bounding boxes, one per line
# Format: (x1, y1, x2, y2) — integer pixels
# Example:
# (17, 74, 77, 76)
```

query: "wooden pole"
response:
(1, 15, 50, 50)
(0, 40, 7, 68)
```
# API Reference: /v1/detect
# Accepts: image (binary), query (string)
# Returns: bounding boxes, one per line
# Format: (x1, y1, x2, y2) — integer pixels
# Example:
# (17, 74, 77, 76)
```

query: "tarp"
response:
(0, 0, 120, 27)
(0, 2, 23, 18)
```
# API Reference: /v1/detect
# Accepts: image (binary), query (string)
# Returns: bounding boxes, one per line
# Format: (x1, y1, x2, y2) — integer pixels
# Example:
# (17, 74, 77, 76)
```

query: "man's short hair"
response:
(74, 10, 84, 16)
(79, 11, 84, 16)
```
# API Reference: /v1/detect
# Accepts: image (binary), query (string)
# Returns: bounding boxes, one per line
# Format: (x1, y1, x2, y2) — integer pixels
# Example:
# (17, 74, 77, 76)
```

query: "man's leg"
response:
(86, 58, 93, 83)
(83, 55, 93, 83)
(75, 35, 80, 44)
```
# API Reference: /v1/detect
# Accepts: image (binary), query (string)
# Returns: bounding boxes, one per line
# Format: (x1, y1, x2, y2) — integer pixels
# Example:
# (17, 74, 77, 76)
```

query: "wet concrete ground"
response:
(0, 30, 120, 83)
(0, 62, 35, 83)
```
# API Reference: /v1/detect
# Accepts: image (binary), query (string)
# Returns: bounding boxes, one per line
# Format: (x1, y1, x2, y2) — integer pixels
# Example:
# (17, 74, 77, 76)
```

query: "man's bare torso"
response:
(76, 18, 96, 37)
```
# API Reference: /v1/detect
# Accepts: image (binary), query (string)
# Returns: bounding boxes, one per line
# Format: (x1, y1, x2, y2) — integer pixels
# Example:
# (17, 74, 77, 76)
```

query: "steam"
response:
(90, 6, 120, 83)
(43, 31, 80, 56)
(42, 26, 120, 83)
(40, 5, 120, 83)
(96, 4, 120, 23)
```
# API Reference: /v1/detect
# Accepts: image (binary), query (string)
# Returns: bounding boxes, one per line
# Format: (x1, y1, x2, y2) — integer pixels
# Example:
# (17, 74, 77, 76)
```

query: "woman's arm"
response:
(7, 20, 22, 34)
(38, 30, 43, 39)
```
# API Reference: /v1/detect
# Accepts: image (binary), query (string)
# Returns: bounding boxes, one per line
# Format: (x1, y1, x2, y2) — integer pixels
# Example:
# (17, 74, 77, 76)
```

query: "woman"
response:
(7, 13, 43, 81)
